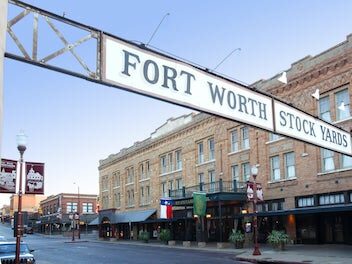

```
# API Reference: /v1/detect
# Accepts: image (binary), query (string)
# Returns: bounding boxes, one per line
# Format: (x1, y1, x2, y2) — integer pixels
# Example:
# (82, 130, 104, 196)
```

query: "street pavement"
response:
(1, 224, 351, 263)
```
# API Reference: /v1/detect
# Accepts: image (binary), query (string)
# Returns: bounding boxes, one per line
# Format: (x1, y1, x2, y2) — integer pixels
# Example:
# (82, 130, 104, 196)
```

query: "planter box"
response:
(168, 240, 176, 246)
(198, 242, 206, 248)
(183, 241, 191, 247)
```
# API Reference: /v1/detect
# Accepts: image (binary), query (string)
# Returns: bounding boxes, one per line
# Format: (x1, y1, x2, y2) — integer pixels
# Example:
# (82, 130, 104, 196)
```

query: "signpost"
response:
(2, 1, 352, 156)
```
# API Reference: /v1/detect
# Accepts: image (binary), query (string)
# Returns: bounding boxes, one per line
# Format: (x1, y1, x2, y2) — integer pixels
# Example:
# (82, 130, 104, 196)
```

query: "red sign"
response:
(0, 159, 17, 193)
(247, 182, 263, 202)
(25, 162, 45, 194)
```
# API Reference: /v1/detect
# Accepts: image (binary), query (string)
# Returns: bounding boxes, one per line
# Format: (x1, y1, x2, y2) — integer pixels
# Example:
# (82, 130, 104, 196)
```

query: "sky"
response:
(2, 0, 352, 207)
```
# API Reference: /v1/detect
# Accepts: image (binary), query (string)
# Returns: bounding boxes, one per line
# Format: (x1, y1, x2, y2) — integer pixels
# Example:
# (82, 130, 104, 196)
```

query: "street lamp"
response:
(15, 131, 27, 264)
(251, 165, 261, 256)
(73, 182, 80, 239)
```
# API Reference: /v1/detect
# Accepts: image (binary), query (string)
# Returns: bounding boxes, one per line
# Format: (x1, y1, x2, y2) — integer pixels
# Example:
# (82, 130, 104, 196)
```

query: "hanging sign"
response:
(0, 159, 17, 193)
(25, 162, 45, 194)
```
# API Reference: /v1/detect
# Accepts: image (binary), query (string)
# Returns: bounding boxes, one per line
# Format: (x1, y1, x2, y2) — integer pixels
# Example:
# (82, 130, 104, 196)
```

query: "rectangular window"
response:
(175, 150, 182, 170)
(284, 152, 295, 179)
(161, 155, 167, 174)
(116, 172, 120, 186)
(82, 203, 93, 213)
(319, 193, 345, 205)
(231, 165, 239, 182)
(146, 186, 150, 203)
(66, 202, 77, 213)
(231, 130, 239, 152)
(335, 88, 350, 121)
(242, 162, 250, 181)
(241, 127, 249, 149)
(176, 178, 183, 190)
(269, 133, 281, 141)
(116, 193, 121, 208)
(297, 197, 314, 207)
(322, 148, 335, 172)
(140, 187, 144, 205)
(208, 138, 215, 160)
(169, 180, 174, 191)
(198, 142, 204, 164)
(139, 164, 144, 180)
(168, 153, 173, 172)
(127, 167, 134, 183)
(270, 156, 280, 181)
(342, 154, 352, 169)
(198, 173, 204, 184)
(161, 182, 167, 197)
(146, 161, 150, 174)
(319, 96, 331, 122)
(209, 170, 216, 192)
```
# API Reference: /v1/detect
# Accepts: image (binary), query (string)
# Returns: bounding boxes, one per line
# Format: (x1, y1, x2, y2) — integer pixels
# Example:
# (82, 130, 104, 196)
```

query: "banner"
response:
(247, 182, 263, 201)
(25, 162, 44, 194)
(0, 159, 17, 193)
(193, 192, 206, 216)
(160, 198, 174, 219)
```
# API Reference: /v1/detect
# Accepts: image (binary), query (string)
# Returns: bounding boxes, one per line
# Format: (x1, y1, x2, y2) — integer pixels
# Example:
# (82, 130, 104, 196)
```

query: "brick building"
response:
(98, 34, 352, 244)
(38, 193, 98, 234)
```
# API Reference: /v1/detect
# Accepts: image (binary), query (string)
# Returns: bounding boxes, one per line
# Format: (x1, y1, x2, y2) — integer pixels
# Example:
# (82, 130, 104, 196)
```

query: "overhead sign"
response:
(102, 35, 274, 132)
(102, 35, 351, 155)
(274, 101, 352, 155)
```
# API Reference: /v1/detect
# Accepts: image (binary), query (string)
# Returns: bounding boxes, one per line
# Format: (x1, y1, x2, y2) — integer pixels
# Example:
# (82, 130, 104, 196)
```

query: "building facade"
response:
(98, 34, 352, 244)
(38, 193, 98, 234)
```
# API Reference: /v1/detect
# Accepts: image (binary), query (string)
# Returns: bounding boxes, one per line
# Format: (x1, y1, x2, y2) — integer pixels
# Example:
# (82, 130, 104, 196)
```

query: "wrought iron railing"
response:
(169, 179, 247, 199)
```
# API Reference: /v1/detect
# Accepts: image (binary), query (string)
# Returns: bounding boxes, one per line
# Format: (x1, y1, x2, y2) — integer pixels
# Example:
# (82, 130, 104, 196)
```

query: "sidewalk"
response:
(80, 234, 352, 264)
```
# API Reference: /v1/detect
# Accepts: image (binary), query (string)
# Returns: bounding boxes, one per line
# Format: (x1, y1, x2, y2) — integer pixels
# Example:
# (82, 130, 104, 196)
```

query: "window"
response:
(242, 162, 250, 181)
(284, 152, 295, 179)
(208, 138, 215, 160)
(198, 142, 204, 164)
(269, 133, 282, 141)
(146, 186, 150, 203)
(161, 155, 167, 174)
(139, 164, 144, 180)
(176, 178, 183, 190)
(342, 154, 352, 169)
(321, 148, 335, 172)
(82, 203, 93, 213)
(335, 88, 350, 121)
(231, 165, 239, 182)
(115, 172, 120, 187)
(297, 197, 314, 207)
(241, 127, 250, 149)
(270, 155, 280, 181)
(168, 153, 173, 172)
(198, 173, 204, 184)
(169, 180, 174, 191)
(319, 96, 331, 122)
(319, 193, 344, 205)
(140, 187, 144, 205)
(127, 167, 134, 183)
(230, 130, 239, 152)
(115, 193, 121, 208)
(66, 202, 77, 213)
(175, 150, 182, 170)
(146, 161, 150, 176)
(257, 203, 268, 212)
(161, 182, 167, 197)
(209, 170, 216, 192)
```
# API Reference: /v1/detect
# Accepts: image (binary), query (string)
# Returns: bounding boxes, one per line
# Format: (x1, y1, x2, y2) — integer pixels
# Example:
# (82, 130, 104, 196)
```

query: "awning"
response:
(88, 217, 99, 226)
(254, 204, 352, 217)
(114, 209, 156, 224)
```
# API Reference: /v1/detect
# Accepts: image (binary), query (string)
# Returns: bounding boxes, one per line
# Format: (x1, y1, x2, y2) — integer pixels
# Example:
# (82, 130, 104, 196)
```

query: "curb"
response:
(236, 257, 306, 264)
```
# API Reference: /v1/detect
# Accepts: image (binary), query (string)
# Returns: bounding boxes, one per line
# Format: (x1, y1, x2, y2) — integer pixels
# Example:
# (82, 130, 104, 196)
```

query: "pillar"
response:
(0, 0, 8, 160)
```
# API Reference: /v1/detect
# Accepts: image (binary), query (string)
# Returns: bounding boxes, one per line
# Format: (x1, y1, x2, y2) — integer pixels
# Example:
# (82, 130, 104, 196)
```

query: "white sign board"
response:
(274, 101, 352, 155)
(102, 34, 352, 156)
(102, 35, 274, 132)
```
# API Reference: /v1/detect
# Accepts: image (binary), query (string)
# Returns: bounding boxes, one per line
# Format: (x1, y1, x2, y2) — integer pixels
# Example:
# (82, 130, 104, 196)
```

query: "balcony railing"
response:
(169, 179, 247, 199)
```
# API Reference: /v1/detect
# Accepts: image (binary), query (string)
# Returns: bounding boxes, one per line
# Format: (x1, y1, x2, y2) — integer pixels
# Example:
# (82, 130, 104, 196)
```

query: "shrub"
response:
(159, 229, 172, 243)
(138, 230, 150, 243)
(267, 230, 289, 250)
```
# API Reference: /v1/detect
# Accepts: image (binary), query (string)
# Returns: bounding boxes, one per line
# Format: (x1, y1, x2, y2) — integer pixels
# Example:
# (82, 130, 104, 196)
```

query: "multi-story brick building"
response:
(98, 34, 352, 244)
(38, 193, 98, 234)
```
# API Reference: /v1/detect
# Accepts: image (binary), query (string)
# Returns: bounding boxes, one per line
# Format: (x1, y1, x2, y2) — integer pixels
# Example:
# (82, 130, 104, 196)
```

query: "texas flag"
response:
(160, 198, 174, 219)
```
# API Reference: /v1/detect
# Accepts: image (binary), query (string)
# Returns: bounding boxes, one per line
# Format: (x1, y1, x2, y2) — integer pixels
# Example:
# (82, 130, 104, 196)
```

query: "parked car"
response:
(25, 227, 33, 234)
(0, 241, 36, 263)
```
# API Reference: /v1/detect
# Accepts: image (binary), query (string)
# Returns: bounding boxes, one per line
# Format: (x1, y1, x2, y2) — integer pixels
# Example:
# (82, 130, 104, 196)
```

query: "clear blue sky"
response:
(2, 0, 352, 206)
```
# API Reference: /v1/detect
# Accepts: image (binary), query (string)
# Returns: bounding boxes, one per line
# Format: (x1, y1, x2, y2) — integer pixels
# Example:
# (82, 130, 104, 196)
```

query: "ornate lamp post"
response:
(15, 131, 27, 264)
(251, 165, 261, 256)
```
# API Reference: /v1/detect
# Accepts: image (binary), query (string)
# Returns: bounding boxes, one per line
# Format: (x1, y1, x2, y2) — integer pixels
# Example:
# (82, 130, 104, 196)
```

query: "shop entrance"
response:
(100, 217, 112, 238)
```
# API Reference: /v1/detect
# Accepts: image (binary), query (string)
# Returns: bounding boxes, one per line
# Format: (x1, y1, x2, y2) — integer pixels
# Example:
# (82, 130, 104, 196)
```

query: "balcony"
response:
(169, 179, 247, 199)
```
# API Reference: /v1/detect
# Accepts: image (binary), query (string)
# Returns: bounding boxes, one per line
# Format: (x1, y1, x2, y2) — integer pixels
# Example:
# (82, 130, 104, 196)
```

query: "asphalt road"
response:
(0, 224, 248, 264)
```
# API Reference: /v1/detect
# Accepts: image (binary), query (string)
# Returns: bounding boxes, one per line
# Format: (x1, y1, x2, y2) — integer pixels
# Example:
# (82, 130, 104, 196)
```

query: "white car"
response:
(0, 241, 35, 264)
